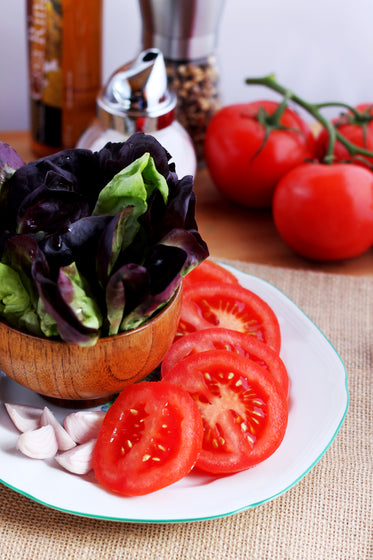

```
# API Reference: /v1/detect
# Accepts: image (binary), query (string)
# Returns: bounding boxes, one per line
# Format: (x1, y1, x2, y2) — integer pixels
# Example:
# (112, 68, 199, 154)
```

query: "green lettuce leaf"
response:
(58, 263, 103, 332)
(37, 298, 59, 338)
(92, 152, 168, 251)
(0, 262, 41, 335)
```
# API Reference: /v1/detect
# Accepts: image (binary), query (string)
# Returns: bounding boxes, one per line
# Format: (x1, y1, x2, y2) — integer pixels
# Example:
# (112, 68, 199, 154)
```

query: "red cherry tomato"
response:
(93, 381, 203, 496)
(204, 100, 315, 208)
(177, 281, 282, 353)
(183, 259, 239, 290)
(163, 349, 288, 474)
(315, 104, 373, 168)
(273, 162, 373, 261)
(161, 327, 289, 397)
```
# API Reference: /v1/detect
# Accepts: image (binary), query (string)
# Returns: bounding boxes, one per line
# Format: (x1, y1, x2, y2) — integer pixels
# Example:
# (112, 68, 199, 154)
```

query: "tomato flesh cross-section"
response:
(177, 281, 281, 353)
(161, 327, 289, 397)
(93, 381, 203, 496)
(163, 349, 288, 474)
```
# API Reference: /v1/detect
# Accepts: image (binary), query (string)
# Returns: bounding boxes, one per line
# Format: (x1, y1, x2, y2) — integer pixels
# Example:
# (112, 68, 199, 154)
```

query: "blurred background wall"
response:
(1, 0, 373, 130)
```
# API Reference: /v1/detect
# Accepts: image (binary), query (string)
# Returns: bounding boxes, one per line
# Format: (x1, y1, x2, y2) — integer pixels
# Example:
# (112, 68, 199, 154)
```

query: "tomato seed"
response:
(158, 444, 166, 452)
(130, 409, 138, 415)
(142, 454, 151, 462)
(251, 409, 265, 418)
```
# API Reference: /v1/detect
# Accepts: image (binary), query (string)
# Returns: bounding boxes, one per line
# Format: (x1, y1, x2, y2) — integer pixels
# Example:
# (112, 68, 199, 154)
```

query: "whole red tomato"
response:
(204, 100, 315, 208)
(272, 162, 373, 261)
(315, 103, 373, 168)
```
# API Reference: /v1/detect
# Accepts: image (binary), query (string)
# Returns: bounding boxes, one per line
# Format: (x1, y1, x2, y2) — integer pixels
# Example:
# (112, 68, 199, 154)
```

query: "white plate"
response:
(0, 264, 348, 523)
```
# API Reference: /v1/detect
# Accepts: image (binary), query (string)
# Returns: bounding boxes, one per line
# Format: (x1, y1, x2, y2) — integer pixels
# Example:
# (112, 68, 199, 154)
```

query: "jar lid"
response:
(96, 49, 176, 134)
(139, 0, 225, 60)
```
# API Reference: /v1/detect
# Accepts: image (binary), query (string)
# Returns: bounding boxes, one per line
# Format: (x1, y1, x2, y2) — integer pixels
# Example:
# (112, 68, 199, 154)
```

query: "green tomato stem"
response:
(245, 74, 373, 164)
(315, 101, 359, 117)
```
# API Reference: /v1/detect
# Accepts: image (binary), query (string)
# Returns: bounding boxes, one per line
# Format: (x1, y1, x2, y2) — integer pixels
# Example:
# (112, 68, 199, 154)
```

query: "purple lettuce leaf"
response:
(32, 258, 102, 346)
(93, 132, 174, 187)
(158, 175, 198, 234)
(105, 263, 149, 335)
(96, 207, 137, 287)
(0, 142, 25, 191)
(17, 186, 89, 235)
(156, 228, 209, 277)
(40, 215, 112, 280)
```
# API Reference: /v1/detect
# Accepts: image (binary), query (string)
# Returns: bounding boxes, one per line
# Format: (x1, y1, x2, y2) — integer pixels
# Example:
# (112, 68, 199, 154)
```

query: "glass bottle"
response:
(26, 0, 102, 157)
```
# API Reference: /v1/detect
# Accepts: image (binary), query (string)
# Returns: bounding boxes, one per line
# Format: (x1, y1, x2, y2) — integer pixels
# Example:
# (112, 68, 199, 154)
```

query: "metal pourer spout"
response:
(96, 48, 176, 134)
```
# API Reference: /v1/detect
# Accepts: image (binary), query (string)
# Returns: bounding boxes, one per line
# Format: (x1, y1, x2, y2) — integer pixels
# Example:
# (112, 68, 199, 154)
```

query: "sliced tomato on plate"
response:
(163, 349, 288, 474)
(93, 382, 203, 496)
(161, 327, 288, 397)
(183, 259, 239, 289)
(176, 281, 281, 353)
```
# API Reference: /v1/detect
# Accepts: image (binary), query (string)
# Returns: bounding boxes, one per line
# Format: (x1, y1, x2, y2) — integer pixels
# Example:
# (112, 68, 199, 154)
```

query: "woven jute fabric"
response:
(0, 260, 372, 560)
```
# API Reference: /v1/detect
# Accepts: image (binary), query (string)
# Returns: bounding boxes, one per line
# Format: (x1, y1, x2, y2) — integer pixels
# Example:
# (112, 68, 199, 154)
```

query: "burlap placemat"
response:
(0, 260, 371, 560)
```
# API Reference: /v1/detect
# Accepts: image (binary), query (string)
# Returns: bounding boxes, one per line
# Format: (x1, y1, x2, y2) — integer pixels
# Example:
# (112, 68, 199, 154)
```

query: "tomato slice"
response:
(183, 259, 239, 289)
(93, 381, 203, 496)
(177, 281, 281, 353)
(163, 350, 288, 474)
(161, 327, 289, 397)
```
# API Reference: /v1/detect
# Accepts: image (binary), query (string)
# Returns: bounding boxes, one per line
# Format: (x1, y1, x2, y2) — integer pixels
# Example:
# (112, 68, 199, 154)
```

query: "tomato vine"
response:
(245, 74, 373, 168)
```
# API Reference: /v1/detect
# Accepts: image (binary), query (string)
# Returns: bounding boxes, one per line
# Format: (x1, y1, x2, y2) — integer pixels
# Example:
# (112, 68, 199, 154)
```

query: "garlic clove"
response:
(55, 439, 97, 475)
(17, 425, 58, 459)
(63, 410, 106, 444)
(40, 407, 76, 451)
(4, 403, 43, 433)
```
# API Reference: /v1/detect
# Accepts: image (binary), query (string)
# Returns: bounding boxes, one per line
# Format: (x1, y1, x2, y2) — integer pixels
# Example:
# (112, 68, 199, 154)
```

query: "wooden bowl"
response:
(0, 285, 182, 407)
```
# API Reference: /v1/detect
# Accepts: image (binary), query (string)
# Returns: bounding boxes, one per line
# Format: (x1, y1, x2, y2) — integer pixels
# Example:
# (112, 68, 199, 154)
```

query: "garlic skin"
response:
(63, 411, 106, 444)
(55, 439, 96, 475)
(16, 425, 58, 459)
(4, 403, 43, 432)
(40, 407, 76, 451)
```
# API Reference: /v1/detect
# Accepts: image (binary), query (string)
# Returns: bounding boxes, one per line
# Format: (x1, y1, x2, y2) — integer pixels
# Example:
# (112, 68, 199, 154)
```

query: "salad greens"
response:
(0, 142, 24, 191)
(0, 133, 208, 346)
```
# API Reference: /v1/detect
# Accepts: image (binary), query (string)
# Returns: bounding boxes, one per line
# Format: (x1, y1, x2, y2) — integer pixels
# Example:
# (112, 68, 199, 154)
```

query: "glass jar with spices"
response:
(139, 0, 225, 165)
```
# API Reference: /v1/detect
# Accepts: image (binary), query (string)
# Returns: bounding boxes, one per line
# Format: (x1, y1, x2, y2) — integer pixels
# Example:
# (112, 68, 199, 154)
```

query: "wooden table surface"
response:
(1, 130, 372, 277)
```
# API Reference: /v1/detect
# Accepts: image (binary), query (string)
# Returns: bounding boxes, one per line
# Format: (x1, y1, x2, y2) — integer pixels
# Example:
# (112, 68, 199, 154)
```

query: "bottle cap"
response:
(96, 48, 176, 134)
